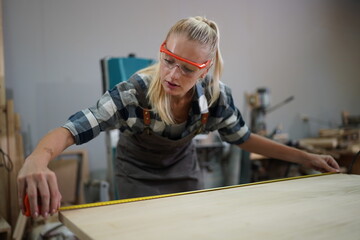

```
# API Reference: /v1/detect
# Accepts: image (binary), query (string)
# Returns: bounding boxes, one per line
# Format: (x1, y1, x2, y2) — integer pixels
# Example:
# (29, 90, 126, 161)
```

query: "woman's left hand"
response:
(303, 153, 340, 173)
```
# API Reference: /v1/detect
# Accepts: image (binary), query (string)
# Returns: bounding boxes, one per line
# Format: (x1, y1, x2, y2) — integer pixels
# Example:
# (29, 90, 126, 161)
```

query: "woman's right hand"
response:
(17, 155, 62, 218)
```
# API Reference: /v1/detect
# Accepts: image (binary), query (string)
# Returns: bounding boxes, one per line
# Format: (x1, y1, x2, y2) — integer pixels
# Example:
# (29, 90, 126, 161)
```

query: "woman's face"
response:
(159, 34, 211, 99)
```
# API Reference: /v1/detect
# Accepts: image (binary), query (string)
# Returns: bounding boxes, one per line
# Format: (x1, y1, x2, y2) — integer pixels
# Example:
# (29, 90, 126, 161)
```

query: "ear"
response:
(200, 68, 210, 79)
(200, 60, 213, 79)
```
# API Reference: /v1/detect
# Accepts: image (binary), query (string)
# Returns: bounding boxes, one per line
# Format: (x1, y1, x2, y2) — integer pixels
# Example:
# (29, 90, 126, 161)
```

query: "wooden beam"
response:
(0, 107, 9, 223)
(0, 216, 11, 240)
(14, 114, 24, 162)
(12, 213, 26, 240)
(12, 114, 27, 240)
(7, 100, 21, 228)
(0, 0, 9, 223)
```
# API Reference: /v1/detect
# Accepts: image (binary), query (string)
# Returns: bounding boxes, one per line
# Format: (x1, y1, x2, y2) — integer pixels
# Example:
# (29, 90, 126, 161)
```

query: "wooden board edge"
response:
(58, 212, 91, 240)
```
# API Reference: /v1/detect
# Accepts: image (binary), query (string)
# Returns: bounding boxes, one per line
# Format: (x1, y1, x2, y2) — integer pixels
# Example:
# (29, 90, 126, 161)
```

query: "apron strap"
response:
(201, 112, 209, 124)
(143, 109, 151, 126)
(195, 112, 209, 134)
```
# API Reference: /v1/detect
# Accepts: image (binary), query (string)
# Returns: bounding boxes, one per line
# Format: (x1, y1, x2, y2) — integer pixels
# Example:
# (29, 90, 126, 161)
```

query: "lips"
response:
(165, 80, 179, 87)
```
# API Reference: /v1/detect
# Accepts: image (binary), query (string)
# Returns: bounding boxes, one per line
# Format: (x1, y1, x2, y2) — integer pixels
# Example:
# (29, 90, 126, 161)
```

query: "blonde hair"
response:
(140, 16, 223, 124)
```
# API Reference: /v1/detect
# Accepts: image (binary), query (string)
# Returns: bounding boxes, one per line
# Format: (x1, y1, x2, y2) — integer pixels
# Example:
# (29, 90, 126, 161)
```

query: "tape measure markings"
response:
(60, 172, 337, 212)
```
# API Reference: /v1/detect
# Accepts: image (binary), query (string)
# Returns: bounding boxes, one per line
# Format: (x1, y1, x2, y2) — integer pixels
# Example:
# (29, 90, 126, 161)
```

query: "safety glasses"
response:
(160, 42, 211, 69)
(159, 41, 211, 77)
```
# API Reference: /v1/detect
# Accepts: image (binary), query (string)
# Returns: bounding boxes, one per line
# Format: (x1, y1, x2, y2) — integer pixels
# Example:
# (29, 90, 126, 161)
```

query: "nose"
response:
(169, 64, 182, 79)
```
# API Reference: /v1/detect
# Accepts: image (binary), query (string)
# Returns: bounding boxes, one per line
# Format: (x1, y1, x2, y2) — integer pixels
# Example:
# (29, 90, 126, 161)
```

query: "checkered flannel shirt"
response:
(63, 73, 251, 145)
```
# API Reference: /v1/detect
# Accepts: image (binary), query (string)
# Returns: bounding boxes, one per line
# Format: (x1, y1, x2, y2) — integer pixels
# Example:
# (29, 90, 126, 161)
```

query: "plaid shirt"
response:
(63, 73, 250, 145)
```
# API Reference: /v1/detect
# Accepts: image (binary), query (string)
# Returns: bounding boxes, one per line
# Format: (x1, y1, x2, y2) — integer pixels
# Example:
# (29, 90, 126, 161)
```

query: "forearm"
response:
(29, 127, 75, 165)
(238, 133, 308, 165)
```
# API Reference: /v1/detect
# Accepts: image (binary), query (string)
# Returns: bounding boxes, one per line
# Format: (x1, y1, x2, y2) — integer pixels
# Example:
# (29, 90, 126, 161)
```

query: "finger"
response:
(47, 171, 62, 215)
(27, 181, 39, 218)
(322, 156, 340, 172)
(329, 158, 340, 172)
(323, 161, 339, 173)
(37, 175, 50, 218)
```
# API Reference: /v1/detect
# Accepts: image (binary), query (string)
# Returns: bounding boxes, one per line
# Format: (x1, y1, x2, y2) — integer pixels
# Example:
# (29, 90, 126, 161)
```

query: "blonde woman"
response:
(18, 16, 339, 218)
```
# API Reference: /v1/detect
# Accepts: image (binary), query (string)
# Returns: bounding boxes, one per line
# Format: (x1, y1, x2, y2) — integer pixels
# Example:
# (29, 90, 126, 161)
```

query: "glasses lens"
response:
(161, 52, 175, 68)
(179, 63, 198, 75)
(161, 53, 199, 77)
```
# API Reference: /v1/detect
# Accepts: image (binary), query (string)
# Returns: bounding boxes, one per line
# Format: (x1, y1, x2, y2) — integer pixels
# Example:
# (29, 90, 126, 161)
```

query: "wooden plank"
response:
(0, 0, 9, 223)
(0, 105, 8, 222)
(79, 150, 89, 204)
(298, 137, 338, 149)
(60, 149, 89, 204)
(6, 100, 20, 229)
(59, 174, 360, 240)
(0, 216, 11, 240)
(49, 158, 79, 205)
(14, 114, 24, 166)
(12, 115, 27, 240)
(12, 213, 27, 240)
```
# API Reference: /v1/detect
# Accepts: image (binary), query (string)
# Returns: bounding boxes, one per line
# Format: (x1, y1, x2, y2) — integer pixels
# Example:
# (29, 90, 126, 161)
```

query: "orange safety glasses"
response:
(160, 41, 211, 69)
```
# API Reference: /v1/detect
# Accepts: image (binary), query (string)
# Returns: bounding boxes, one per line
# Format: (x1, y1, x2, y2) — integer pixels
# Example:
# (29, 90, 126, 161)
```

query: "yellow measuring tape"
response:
(60, 172, 337, 212)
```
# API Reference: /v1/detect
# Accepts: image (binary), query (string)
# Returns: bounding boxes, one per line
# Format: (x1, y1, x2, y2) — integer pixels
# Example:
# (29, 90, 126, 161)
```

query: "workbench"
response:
(59, 173, 360, 240)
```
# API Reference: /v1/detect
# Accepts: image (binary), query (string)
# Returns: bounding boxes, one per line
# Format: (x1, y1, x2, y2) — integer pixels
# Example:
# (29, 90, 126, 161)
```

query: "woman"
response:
(18, 16, 340, 218)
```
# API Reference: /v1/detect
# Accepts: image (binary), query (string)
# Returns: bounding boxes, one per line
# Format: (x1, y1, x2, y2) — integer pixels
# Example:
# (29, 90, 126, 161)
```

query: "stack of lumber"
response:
(0, 99, 26, 230)
(299, 128, 360, 153)
(299, 127, 360, 174)
(0, 1, 28, 239)
(319, 128, 360, 153)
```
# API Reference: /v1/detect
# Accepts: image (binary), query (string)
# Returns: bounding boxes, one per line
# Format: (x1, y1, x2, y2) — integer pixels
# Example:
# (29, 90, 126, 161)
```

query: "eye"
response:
(181, 65, 196, 73)
(162, 53, 175, 65)
(164, 58, 174, 65)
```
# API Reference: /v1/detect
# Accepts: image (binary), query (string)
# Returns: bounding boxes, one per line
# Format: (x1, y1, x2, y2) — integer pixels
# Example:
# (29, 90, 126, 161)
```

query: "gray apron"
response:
(114, 78, 208, 199)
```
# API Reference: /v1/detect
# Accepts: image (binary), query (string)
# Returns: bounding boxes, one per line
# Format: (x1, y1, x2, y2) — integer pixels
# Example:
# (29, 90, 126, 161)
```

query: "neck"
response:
(171, 88, 194, 104)
(169, 89, 194, 123)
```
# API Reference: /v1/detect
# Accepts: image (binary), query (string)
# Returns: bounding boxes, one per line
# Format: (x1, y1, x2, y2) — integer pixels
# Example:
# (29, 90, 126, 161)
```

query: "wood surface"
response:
(59, 174, 360, 240)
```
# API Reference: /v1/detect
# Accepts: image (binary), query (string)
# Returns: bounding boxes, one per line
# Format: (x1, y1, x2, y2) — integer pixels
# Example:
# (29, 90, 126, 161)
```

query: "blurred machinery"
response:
(342, 111, 360, 128)
(246, 87, 294, 136)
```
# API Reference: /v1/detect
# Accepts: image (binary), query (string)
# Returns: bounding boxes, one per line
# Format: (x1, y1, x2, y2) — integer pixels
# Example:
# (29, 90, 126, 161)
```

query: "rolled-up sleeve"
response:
(62, 89, 123, 145)
(208, 83, 251, 145)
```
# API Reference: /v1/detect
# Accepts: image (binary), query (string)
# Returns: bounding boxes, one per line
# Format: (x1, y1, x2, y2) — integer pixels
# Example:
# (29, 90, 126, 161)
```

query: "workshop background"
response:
(3, 0, 360, 189)
(1, 0, 360, 238)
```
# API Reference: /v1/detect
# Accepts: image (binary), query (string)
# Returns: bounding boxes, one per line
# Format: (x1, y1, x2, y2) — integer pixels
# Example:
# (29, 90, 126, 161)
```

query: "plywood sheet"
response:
(58, 149, 89, 204)
(49, 159, 78, 204)
(59, 174, 360, 240)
